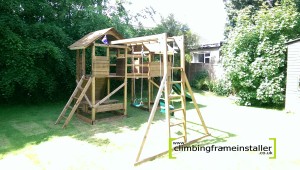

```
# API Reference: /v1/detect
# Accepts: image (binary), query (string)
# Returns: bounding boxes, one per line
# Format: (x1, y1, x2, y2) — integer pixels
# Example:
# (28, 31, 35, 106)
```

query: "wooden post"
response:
(107, 47, 111, 97)
(82, 48, 86, 76)
(148, 53, 152, 112)
(179, 36, 187, 143)
(91, 44, 96, 122)
(161, 33, 171, 140)
(131, 49, 135, 104)
(183, 72, 209, 135)
(135, 75, 167, 163)
(124, 48, 128, 115)
(76, 50, 80, 81)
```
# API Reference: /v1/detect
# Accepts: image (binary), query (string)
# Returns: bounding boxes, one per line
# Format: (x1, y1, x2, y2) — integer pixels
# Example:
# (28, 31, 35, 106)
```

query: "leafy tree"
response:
(222, 1, 300, 106)
(0, 0, 137, 103)
(224, 0, 282, 37)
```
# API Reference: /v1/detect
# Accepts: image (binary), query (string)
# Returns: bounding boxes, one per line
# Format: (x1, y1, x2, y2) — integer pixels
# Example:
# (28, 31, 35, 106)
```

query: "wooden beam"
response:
(111, 34, 162, 45)
(148, 79, 160, 89)
(124, 47, 128, 115)
(82, 49, 86, 76)
(183, 71, 209, 135)
(179, 35, 187, 142)
(91, 45, 96, 122)
(161, 33, 171, 142)
(76, 50, 80, 80)
(69, 46, 85, 50)
(95, 82, 126, 107)
(94, 43, 129, 49)
(135, 74, 167, 163)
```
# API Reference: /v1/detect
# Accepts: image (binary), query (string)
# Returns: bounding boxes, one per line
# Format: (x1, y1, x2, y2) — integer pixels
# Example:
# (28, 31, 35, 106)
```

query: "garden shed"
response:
(286, 38, 300, 114)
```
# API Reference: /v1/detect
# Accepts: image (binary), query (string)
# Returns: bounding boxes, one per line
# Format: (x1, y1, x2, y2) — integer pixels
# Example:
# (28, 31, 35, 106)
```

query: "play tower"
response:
(55, 27, 210, 164)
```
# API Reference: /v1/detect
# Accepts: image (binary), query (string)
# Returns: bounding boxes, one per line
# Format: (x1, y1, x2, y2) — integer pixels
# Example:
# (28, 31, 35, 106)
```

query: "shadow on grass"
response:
(0, 101, 166, 156)
(172, 117, 236, 147)
(170, 100, 207, 110)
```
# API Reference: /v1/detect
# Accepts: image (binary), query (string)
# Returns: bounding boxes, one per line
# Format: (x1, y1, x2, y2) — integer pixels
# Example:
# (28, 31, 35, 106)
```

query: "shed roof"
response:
(68, 27, 123, 50)
(286, 38, 300, 45)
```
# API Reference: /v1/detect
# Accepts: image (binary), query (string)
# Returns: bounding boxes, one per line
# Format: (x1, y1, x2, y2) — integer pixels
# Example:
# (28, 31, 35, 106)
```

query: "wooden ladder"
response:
(55, 75, 92, 128)
(168, 67, 187, 143)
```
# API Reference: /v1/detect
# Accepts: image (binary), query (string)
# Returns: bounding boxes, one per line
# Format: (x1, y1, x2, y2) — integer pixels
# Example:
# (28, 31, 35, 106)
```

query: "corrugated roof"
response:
(68, 27, 123, 50)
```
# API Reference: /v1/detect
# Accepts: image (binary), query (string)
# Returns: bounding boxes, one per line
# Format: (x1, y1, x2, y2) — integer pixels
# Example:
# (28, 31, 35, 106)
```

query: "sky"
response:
(125, 0, 227, 43)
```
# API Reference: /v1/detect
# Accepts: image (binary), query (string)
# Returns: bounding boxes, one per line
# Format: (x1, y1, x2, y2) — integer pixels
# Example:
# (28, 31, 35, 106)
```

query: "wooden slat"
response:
(95, 82, 126, 107)
(76, 113, 93, 124)
(169, 108, 184, 113)
(95, 103, 124, 112)
(111, 34, 161, 45)
(169, 81, 182, 85)
(148, 79, 160, 89)
(170, 122, 184, 127)
(94, 43, 129, 49)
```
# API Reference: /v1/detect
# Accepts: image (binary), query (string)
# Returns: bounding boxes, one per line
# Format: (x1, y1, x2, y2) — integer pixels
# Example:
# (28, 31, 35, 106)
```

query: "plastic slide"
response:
(172, 84, 192, 101)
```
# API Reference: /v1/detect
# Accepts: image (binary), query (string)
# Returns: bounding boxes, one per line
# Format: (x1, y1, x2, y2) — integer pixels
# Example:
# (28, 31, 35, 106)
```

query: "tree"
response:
(222, 1, 300, 106)
(224, 0, 282, 37)
(0, 0, 137, 103)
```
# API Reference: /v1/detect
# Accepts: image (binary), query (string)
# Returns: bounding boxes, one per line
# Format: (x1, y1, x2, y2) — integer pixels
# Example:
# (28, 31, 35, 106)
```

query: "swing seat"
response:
(132, 102, 144, 107)
(132, 99, 144, 108)
(159, 98, 174, 115)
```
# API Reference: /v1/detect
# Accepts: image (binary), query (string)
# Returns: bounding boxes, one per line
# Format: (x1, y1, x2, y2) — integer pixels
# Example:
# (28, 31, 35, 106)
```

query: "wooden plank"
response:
(149, 79, 160, 89)
(111, 34, 161, 45)
(94, 43, 129, 49)
(95, 103, 124, 112)
(183, 71, 209, 135)
(92, 45, 96, 122)
(124, 48, 128, 115)
(95, 82, 126, 107)
(118, 54, 146, 58)
(135, 74, 167, 163)
(76, 113, 93, 124)
(82, 49, 86, 76)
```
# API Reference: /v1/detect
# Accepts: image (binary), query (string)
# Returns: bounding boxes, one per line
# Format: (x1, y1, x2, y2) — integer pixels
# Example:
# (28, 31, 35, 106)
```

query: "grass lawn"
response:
(0, 91, 299, 170)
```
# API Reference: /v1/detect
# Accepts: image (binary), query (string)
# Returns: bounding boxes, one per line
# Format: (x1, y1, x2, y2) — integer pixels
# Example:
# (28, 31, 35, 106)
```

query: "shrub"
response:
(222, 2, 300, 106)
(191, 71, 209, 90)
(211, 79, 232, 96)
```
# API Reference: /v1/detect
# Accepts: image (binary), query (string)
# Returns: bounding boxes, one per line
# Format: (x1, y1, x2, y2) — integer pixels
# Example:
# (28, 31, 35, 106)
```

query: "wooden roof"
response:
(68, 27, 123, 50)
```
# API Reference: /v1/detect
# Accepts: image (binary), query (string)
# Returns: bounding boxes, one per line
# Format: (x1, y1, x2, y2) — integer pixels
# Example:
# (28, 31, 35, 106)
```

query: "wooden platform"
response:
(77, 99, 125, 124)
(81, 99, 123, 113)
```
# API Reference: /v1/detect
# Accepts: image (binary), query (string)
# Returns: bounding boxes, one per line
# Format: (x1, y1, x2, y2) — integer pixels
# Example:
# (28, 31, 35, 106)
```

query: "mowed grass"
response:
(0, 100, 165, 156)
(0, 91, 299, 170)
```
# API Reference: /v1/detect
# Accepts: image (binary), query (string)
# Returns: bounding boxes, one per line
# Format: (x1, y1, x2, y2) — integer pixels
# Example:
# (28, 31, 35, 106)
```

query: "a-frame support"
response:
(134, 34, 210, 165)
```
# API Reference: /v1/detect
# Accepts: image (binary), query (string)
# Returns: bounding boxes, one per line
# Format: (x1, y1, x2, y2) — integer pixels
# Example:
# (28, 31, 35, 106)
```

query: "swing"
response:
(132, 45, 145, 107)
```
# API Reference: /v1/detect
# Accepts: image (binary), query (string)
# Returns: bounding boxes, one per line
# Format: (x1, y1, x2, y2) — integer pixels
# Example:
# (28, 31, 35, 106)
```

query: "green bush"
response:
(210, 79, 232, 96)
(191, 71, 209, 90)
(222, 2, 300, 106)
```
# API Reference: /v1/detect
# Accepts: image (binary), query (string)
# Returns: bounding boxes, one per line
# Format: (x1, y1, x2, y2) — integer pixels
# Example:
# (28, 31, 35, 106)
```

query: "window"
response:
(198, 54, 204, 63)
(193, 52, 210, 63)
